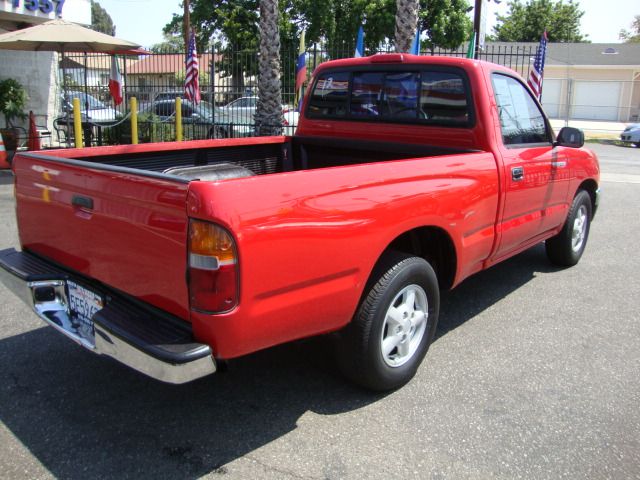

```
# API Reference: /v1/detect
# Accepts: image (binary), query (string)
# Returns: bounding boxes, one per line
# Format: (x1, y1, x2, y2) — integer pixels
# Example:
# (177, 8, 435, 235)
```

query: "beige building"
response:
(489, 42, 640, 122)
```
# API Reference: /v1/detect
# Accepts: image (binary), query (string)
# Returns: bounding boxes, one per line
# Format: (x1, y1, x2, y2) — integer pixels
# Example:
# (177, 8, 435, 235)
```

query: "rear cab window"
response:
(307, 67, 473, 127)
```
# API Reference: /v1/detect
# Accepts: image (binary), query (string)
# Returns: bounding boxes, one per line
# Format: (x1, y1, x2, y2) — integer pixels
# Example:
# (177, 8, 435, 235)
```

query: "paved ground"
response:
(0, 143, 639, 479)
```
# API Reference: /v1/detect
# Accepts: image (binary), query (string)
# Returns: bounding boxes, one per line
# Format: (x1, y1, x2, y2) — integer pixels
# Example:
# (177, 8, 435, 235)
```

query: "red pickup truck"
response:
(0, 55, 600, 390)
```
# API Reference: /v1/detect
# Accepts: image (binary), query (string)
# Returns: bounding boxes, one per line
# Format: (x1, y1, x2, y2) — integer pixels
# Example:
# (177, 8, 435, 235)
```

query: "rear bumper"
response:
(0, 248, 216, 384)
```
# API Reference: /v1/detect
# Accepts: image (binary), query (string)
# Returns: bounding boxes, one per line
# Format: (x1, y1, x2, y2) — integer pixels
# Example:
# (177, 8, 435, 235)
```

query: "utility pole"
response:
(183, 0, 191, 52)
(472, 0, 482, 59)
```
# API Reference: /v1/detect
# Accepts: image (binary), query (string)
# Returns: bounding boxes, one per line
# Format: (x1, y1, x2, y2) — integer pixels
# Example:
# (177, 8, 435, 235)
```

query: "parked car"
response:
(220, 96, 300, 135)
(620, 124, 640, 147)
(60, 91, 119, 124)
(143, 99, 252, 138)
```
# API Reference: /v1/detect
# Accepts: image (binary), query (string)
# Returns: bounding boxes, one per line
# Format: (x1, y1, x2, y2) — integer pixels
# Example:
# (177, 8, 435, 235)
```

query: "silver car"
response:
(620, 124, 640, 147)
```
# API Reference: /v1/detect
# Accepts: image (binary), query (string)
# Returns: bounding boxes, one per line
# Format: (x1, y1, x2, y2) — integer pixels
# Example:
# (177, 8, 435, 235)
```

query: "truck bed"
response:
(25, 136, 477, 179)
(12, 136, 486, 329)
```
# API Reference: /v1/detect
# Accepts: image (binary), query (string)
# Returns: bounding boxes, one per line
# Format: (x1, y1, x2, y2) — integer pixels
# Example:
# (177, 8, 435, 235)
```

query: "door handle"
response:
(512, 166, 524, 181)
(72, 194, 94, 210)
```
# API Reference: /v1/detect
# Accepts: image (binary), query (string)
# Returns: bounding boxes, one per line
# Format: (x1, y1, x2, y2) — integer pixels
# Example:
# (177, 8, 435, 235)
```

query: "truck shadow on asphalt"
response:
(0, 244, 560, 479)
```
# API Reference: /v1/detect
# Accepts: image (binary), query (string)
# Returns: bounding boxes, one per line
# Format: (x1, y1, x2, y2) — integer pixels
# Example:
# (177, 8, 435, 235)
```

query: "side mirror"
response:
(555, 127, 584, 148)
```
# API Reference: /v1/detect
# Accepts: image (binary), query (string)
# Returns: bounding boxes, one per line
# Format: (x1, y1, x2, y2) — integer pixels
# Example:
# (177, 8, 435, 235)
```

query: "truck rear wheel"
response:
(337, 252, 440, 391)
(546, 190, 592, 267)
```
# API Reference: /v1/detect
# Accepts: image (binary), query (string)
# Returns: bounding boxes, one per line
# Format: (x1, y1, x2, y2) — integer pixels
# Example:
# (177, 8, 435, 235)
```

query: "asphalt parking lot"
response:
(0, 143, 639, 479)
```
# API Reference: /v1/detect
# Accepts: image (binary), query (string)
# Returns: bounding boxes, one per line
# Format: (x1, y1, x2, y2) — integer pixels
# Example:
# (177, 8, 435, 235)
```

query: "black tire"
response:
(336, 252, 440, 391)
(546, 190, 593, 267)
(208, 125, 228, 139)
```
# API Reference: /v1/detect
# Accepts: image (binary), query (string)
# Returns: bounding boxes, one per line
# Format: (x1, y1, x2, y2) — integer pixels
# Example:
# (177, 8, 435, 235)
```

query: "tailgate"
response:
(13, 153, 191, 320)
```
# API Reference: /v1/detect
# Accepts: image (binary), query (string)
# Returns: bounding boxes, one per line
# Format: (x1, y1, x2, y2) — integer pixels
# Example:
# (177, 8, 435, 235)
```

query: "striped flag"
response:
(354, 26, 364, 57)
(108, 55, 122, 106)
(184, 31, 201, 105)
(528, 31, 548, 99)
(295, 30, 306, 109)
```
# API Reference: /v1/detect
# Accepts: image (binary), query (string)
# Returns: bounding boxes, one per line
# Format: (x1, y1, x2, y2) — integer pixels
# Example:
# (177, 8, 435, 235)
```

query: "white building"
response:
(0, 0, 91, 133)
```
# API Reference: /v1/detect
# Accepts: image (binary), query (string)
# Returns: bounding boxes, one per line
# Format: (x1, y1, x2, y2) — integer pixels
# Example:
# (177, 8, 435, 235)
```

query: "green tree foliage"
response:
(619, 15, 640, 43)
(285, 0, 471, 55)
(492, 0, 587, 42)
(0, 78, 28, 127)
(164, 0, 471, 55)
(162, 0, 471, 95)
(150, 34, 184, 53)
(90, 1, 116, 36)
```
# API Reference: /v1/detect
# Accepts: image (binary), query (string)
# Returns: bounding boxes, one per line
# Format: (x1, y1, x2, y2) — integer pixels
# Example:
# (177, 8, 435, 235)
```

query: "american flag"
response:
(528, 31, 548, 99)
(184, 31, 201, 104)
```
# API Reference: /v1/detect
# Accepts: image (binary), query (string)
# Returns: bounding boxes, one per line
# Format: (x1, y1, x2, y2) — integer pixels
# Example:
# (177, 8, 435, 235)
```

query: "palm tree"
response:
(255, 0, 284, 136)
(395, 0, 419, 53)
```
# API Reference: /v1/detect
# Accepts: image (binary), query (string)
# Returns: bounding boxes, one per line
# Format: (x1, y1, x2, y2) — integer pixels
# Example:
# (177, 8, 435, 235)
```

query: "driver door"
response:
(492, 73, 570, 259)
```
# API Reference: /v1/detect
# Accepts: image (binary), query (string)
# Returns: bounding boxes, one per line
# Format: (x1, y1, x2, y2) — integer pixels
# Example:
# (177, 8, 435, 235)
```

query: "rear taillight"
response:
(188, 219, 238, 313)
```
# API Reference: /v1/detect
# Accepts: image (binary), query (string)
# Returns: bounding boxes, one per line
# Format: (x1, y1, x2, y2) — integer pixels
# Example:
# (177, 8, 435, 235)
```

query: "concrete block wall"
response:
(0, 50, 58, 135)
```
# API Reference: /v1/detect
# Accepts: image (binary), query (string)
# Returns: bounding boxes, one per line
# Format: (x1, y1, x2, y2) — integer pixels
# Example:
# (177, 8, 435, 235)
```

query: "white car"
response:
(620, 124, 640, 147)
(61, 91, 119, 124)
(220, 96, 299, 135)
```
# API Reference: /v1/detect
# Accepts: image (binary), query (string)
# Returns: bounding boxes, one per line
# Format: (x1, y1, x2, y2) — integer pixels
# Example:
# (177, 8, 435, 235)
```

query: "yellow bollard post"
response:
(175, 97, 183, 141)
(72, 97, 83, 148)
(130, 97, 138, 145)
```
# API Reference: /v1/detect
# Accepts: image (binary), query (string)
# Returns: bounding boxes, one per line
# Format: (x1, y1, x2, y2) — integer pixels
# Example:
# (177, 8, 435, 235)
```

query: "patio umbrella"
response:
(0, 19, 141, 146)
(0, 18, 140, 52)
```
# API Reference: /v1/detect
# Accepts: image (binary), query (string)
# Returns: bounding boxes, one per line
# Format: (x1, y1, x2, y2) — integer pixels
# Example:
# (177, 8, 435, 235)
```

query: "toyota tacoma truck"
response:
(0, 54, 600, 391)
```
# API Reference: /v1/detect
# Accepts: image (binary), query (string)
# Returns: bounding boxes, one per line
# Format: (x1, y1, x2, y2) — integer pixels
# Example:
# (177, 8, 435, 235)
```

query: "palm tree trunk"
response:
(255, 0, 283, 136)
(395, 0, 419, 53)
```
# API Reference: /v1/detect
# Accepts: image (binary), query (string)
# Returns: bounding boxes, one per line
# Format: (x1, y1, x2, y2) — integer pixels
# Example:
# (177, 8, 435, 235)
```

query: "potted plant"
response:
(0, 78, 29, 153)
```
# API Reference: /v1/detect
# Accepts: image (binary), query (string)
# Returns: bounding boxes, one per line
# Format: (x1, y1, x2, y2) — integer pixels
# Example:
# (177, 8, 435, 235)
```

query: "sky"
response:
(98, 0, 639, 48)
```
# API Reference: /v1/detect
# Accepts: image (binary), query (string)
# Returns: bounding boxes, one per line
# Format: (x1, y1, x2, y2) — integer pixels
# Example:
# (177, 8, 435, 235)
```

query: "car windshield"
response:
(67, 92, 106, 110)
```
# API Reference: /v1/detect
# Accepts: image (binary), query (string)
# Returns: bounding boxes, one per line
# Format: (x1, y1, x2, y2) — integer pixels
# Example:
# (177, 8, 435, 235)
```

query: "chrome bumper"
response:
(0, 248, 216, 384)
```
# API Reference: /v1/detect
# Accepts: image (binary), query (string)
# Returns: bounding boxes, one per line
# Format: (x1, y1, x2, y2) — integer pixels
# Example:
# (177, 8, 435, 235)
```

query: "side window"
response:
(492, 73, 549, 145)
(307, 71, 350, 117)
(420, 72, 470, 124)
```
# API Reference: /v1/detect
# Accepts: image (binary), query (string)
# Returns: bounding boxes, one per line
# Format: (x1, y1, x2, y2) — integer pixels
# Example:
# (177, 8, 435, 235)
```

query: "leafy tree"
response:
(161, 0, 472, 98)
(492, 0, 587, 42)
(287, 0, 471, 56)
(90, 1, 116, 36)
(163, 1, 259, 92)
(619, 15, 640, 43)
(150, 34, 184, 53)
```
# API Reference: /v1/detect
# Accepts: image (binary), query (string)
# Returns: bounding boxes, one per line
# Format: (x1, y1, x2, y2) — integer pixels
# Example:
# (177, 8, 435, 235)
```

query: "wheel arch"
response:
(577, 178, 599, 218)
(374, 226, 457, 292)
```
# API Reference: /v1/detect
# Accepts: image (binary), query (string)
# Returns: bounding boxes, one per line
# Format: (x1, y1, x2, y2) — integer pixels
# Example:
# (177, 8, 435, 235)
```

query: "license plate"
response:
(67, 281, 104, 341)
